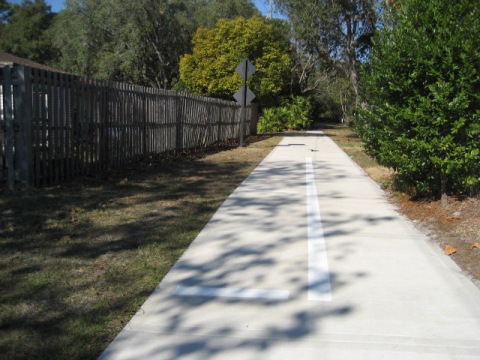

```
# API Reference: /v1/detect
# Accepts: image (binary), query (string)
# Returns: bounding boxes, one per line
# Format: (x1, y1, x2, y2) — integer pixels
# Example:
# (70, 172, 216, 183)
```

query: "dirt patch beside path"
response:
(391, 193, 480, 286)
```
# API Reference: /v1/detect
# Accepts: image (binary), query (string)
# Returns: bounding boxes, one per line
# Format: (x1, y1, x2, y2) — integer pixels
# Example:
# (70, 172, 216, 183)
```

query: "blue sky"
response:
(9, 0, 64, 13)
(9, 0, 281, 17)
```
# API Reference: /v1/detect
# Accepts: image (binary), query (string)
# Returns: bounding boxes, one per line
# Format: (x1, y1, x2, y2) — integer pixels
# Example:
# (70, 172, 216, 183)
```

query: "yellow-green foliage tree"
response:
(179, 16, 291, 105)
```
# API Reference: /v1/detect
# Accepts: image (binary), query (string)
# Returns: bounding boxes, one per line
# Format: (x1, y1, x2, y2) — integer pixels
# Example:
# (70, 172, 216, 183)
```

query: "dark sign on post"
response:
(234, 58, 256, 147)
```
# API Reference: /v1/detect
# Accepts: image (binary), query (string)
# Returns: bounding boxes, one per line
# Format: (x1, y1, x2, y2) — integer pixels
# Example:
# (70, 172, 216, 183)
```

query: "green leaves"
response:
(357, 0, 480, 198)
(179, 16, 291, 104)
(257, 96, 312, 133)
(274, 0, 378, 114)
(0, 0, 57, 65)
(50, 0, 261, 88)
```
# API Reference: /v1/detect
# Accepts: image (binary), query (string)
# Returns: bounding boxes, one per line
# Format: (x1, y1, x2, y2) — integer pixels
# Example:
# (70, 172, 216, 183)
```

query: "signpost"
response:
(234, 58, 256, 147)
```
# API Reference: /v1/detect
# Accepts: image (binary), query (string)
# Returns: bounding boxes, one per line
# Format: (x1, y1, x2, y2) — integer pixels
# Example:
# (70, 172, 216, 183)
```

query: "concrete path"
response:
(99, 131, 480, 359)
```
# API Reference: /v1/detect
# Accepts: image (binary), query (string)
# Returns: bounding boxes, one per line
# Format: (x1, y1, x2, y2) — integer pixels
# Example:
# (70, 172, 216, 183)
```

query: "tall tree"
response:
(52, 0, 196, 87)
(275, 0, 378, 110)
(52, 0, 108, 78)
(179, 16, 291, 106)
(0, 0, 58, 64)
(0, 0, 9, 35)
(0, 0, 9, 20)
(357, 0, 480, 201)
(128, 0, 197, 88)
(137, 0, 260, 87)
(194, 0, 260, 28)
(52, 0, 261, 88)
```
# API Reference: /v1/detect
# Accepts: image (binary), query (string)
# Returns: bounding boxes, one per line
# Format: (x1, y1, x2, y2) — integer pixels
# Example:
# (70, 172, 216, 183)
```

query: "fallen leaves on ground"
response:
(470, 242, 480, 250)
(444, 244, 457, 256)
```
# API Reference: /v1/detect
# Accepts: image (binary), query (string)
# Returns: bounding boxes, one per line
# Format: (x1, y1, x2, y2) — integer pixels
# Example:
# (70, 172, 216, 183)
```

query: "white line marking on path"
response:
(306, 157, 332, 301)
(173, 286, 290, 300)
(237, 189, 299, 194)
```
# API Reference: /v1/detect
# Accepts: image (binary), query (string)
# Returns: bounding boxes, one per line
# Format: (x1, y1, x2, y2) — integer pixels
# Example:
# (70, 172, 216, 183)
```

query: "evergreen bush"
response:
(356, 0, 480, 199)
(257, 96, 312, 133)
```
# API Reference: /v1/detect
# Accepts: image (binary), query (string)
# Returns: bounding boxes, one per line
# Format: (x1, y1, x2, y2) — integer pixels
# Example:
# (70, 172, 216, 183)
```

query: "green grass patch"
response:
(0, 135, 281, 360)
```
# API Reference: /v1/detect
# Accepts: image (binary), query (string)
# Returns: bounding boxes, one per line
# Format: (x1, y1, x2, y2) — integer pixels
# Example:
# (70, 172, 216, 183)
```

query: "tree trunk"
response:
(440, 173, 449, 207)
(345, 13, 360, 114)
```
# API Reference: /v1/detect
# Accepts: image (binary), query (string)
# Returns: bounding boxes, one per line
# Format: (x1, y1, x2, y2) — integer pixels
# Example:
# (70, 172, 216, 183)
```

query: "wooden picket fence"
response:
(0, 65, 257, 188)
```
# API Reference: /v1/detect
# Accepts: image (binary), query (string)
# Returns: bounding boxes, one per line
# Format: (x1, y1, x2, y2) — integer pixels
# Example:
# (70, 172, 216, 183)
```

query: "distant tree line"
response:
(0, 0, 377, 121)
(2, 0, 479, 198)
(0, 0, 261, 88)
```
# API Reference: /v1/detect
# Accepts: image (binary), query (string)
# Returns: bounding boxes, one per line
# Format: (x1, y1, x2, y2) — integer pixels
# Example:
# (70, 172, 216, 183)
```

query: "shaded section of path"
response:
(99, 131, 480, 359)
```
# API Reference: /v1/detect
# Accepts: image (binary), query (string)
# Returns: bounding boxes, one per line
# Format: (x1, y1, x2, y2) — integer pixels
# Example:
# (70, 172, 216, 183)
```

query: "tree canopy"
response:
(179, 16, 291, 105)
(274, 0, 378, 113)
(51, 0, 196, 87)
(0, 0, 58, 65)
(356, 0, 480, 200)
(50, 0, 260, 88)
(194, 0, 260, 28)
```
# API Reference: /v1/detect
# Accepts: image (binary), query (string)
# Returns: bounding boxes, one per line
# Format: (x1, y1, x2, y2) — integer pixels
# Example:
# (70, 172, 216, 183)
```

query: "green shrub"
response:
(357, 0, 480, 199)
(257, 107, 285, 133)
(284, 96, 312, 130)
(257, 96, 312, 133)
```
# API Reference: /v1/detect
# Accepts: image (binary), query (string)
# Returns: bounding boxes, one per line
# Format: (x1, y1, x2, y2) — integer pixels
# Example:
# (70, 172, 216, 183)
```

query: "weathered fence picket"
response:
(3, 66, 14, 189)
(0, 65, 257, 188)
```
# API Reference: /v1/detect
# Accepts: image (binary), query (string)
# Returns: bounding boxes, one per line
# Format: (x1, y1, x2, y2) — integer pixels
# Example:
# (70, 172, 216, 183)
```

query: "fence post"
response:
(217, 105, 223, 141)
(3, 66, 15, 189)
(142, 88, 147, 155)
(249, 104, 258, 135)
(15, 66, 34, 186)
(176, 93, 184, 151)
